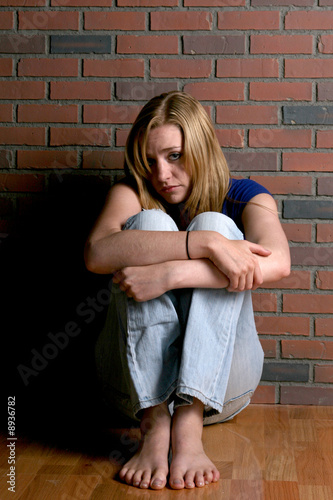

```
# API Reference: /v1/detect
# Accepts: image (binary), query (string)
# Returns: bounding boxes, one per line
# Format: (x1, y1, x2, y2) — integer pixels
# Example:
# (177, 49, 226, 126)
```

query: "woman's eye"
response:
(169, 152, 181, 161)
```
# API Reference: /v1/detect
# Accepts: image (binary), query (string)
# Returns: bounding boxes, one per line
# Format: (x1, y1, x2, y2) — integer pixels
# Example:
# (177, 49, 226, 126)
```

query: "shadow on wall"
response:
(2, 174, 118, 442)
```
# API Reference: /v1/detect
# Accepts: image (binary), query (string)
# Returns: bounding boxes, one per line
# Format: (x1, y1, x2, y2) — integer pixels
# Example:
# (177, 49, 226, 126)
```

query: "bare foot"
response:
(119, 403, 171, 489)
(169, 399, 220, 489)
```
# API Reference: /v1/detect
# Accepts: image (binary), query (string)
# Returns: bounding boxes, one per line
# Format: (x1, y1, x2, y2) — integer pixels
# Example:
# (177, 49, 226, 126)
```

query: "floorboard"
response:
(1, 405, 333, 500)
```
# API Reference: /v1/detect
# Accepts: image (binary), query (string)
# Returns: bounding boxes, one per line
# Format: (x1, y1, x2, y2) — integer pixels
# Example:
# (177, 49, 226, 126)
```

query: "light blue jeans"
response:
(95, 210, 264, 425)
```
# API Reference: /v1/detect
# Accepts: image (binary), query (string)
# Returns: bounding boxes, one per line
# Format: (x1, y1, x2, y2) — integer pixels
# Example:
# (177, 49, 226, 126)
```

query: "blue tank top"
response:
(222, 178, 271, 233)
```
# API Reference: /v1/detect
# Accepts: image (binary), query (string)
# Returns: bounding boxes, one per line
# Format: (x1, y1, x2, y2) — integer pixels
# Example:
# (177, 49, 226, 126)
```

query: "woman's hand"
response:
(112, 263, 170, 302)
(208, 236, 271, 292)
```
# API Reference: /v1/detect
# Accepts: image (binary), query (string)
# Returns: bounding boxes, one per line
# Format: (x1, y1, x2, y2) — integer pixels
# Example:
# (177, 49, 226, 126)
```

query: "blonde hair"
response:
(124, 91, 230, 219)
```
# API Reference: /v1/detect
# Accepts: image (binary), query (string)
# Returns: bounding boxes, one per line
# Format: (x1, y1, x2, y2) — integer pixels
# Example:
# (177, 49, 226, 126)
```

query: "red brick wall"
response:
(1, 1, 332, 407)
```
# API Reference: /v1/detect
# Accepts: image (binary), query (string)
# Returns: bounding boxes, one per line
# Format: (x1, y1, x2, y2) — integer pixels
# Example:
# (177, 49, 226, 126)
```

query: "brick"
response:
(315, 318, 333, 337)
(18, 58, 78, 77)
(262, 362, 309, 382)
(0, 58, 12, 76)
(225, 151, 278, 172)
(0, 173, 44, 192)
(316, 271, 333, 290)
(0, 127, 45, 145)
(281, 387, 333, 405)
(185, 0, 245, 4)
(151, 11, 212, 30)
(119, 0, 177, 4)
(318, 177, 333, 195)
(84, 59, 144, 77)
(263, 270, 311, 290)
(252, 292, 277, 312)
(50, 127, 112, 146)
(320, 0, 333, 4)
(85, 12, 145, 30)
(285, 59, 333, 78)
(215, 129, 244, 148)
(283, 294, 333, 314)
(183, 35, 245, 55)
(255, 316, 310, 336)
(18, 104, 78, 123)
(116, 82, 178, 101)
(251, 385, 276, 404)
(19, 11, 79, 30)
(253, 0, 313, 4)
(250, 82, 312, 101)
(290, 247, 333, 268)
(285, 10, 333, 30)
(318, 35, 333, 54)
(259, 338, 277, 358)
(84, 105, 141, 124)
(82, 151, 124, 170)
(0, 0, 45, 3)
(51, 0, 111, 4)
(0, 81, 45, 100)
(117, 35, 178, 54)
(251, 35, 312, 54)
(0, 104, 13, 122)
(250, 175, 312, 195)
(281, 223, 312, 243)
(150, 59, 212, 78)
(0, 35, 45, 53)
(0, 11, 13, 29)
(317, 131, 333, 149)
(283, 153, 333, 172)
(0, 150, 13, 168)
(318, 82, 333, 100)
(249, 129, 311, 148)
(217, 105, 278, 125)
(284, 200, 333, 219)
(17, 150, 78, 169)
(217, 58, 279, 78)
(284, 106, 333, 125)
(317, 224, 333, 243)
(185, 82, 244, 101)
(282, 339, 333, 360)
(50, 82, 111, 100)
(218, 11, 280, 30)
(50, 35, 111, 54)
(315, 365, 333, 383)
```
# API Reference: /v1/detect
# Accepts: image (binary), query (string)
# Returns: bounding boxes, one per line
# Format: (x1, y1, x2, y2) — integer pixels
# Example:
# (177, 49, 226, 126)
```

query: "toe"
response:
(151, 470, 167, 490)
(194, 472, 205, 488)
(139, 470, 150, 489)
(184, 471, 195, 489)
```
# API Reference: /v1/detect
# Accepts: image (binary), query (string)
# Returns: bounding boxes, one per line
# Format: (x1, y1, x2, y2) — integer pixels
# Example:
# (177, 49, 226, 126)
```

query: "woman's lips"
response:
(161, 185, 179, 193)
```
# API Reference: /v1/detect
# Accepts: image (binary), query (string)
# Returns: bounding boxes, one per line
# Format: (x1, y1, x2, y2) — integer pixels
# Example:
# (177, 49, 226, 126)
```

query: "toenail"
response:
(152, 479, 162, 487)
(173, 479, 182, 485)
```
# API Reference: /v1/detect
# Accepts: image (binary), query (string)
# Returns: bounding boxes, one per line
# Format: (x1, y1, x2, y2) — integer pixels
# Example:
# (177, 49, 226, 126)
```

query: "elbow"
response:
(84, 241, 103, 274)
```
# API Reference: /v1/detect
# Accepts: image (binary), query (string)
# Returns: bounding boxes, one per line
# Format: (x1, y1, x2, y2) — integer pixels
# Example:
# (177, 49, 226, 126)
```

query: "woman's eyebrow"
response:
(147, 146, 182, 156)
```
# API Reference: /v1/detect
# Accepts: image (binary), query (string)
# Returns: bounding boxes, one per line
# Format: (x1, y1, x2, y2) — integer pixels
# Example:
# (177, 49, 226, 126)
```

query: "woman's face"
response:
(146, 124, 192, 205)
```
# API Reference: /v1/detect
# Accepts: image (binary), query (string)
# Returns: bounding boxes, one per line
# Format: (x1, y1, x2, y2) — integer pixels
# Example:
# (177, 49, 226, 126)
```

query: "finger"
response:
(252, 264, 263, 290)
(249, 243, 271, 256)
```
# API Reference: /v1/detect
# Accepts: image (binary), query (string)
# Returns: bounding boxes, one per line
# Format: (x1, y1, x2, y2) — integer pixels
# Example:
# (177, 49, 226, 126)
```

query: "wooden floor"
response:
(1, 404, 333, 500)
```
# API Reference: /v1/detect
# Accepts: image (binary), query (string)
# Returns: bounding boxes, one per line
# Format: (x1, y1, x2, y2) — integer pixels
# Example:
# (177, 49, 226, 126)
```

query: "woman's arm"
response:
(84, 182, 217, 274)
(241, 193, 291, 285)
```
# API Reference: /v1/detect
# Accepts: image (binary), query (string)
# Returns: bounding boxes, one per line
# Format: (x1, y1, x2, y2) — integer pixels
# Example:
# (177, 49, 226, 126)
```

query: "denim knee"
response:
(123, 209, 179, 232)
(188, 211, 243, 240)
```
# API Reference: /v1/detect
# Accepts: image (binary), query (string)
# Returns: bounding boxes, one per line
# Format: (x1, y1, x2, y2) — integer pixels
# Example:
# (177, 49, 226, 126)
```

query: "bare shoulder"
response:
(87, 181, 142, 243)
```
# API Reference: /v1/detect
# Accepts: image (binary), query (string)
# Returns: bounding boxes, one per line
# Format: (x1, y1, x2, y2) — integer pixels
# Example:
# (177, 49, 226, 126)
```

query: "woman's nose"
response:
(155, 159, 171, 182)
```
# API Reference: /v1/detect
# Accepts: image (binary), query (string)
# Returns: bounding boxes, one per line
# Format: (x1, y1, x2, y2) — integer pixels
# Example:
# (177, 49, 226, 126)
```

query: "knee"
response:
(188, 212, 243, 240)
(123, 209, 178, 231)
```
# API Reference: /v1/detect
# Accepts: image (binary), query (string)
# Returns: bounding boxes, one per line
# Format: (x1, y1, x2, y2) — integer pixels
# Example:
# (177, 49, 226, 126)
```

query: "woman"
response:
(84, 91, 290, 490)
